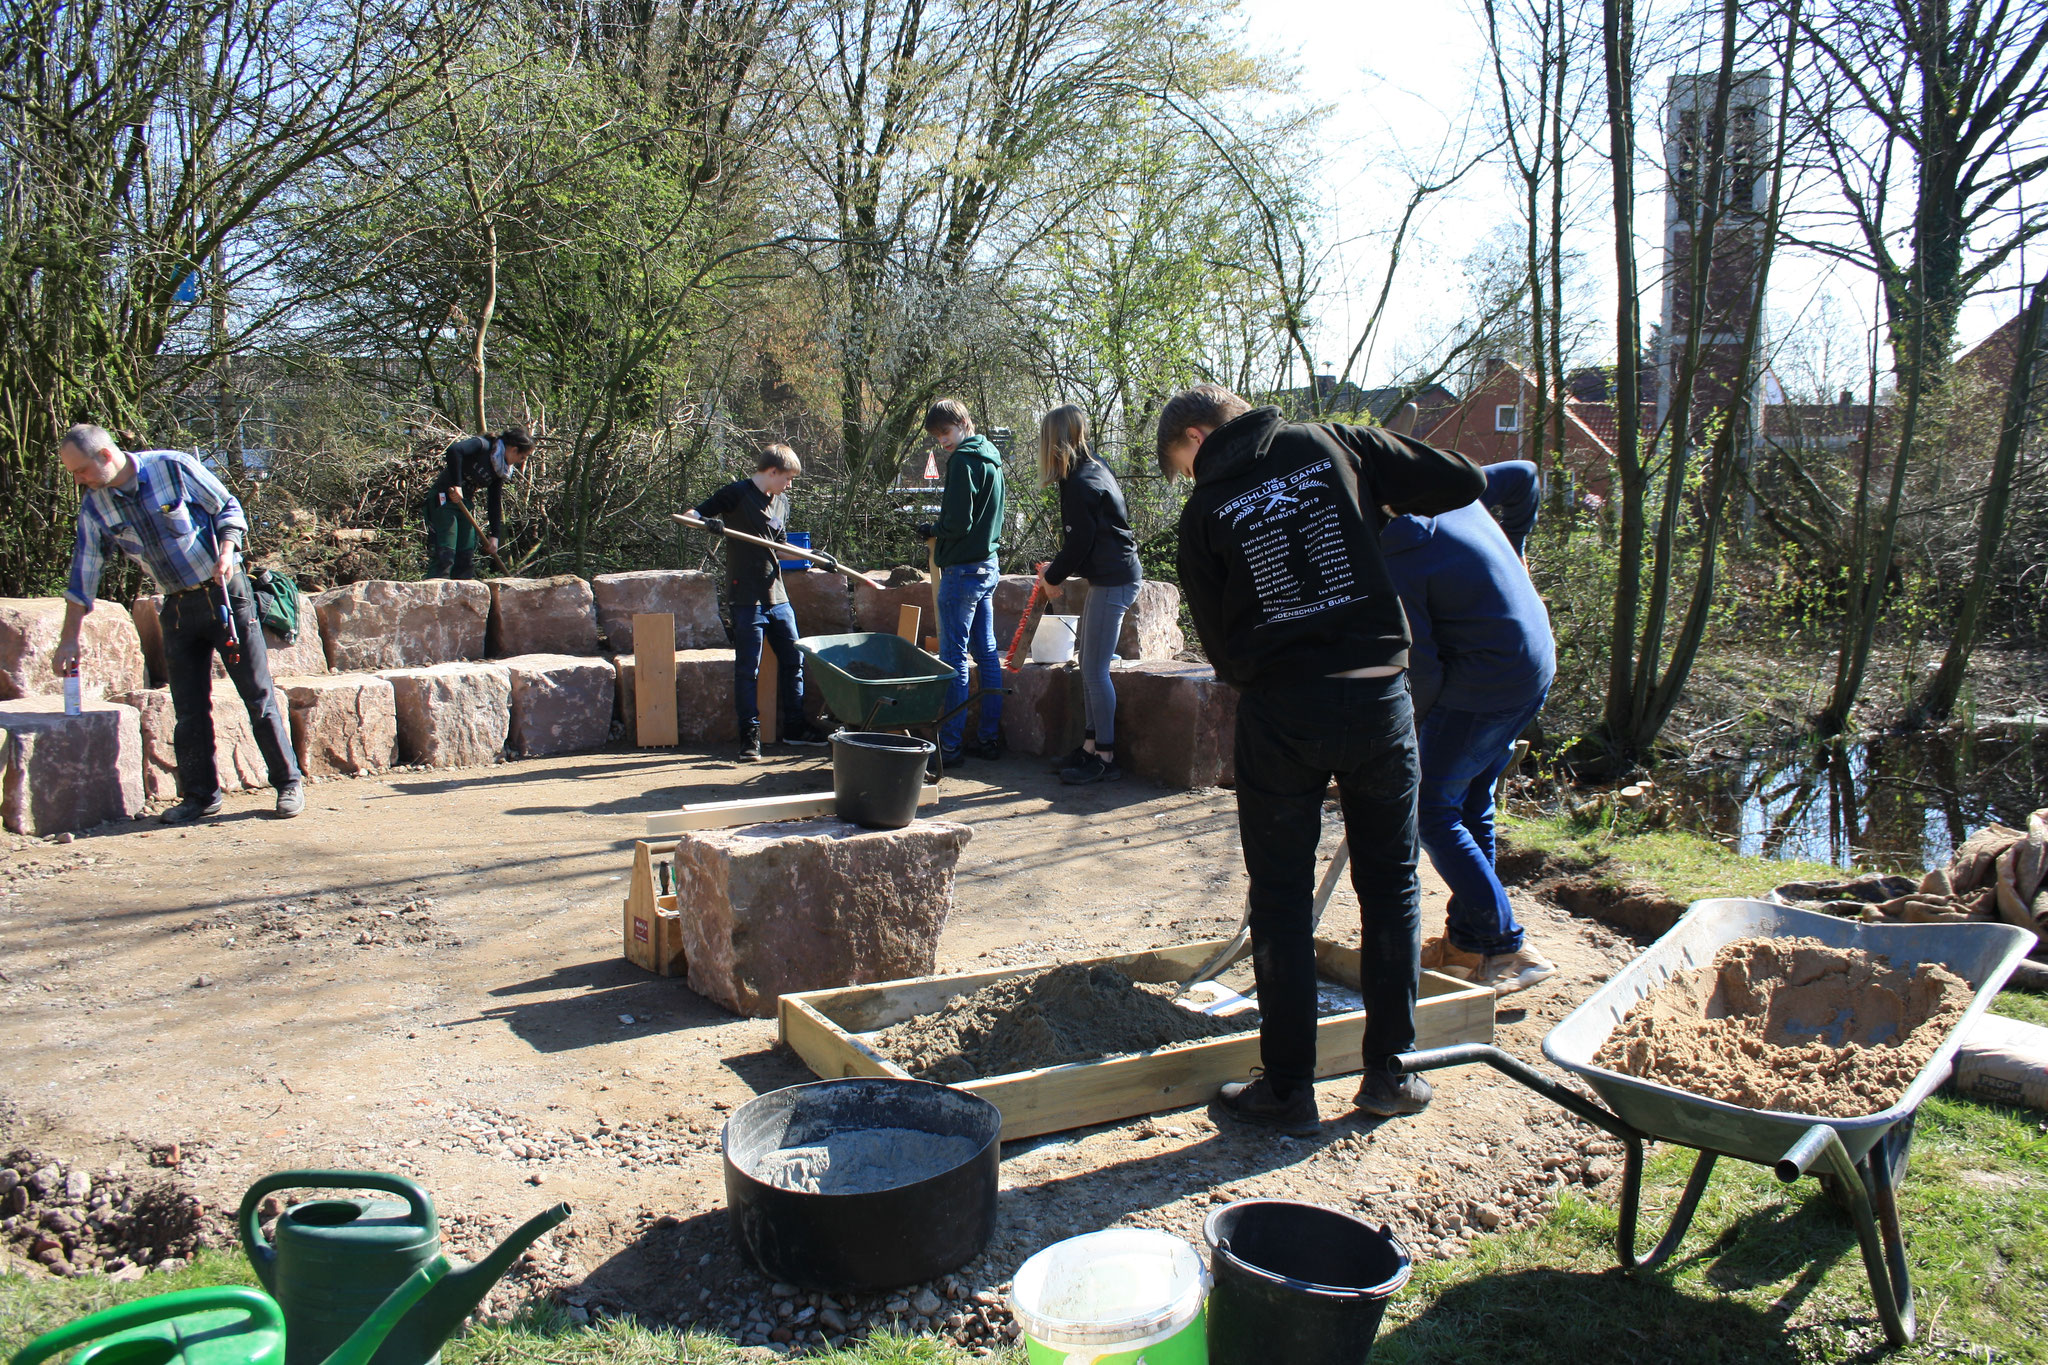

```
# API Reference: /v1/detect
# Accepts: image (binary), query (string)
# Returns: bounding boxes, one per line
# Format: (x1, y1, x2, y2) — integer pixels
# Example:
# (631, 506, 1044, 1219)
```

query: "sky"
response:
(1244, 1, 2031, 396)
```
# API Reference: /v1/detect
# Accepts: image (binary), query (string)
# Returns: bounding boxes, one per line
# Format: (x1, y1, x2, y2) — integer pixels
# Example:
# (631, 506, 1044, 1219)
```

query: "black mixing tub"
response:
(721, 1077, 1002, 1290)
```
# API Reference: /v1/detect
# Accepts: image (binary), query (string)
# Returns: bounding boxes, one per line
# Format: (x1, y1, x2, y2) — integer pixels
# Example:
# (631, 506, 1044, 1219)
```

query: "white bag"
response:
(1951, 1011, 2048, 1111)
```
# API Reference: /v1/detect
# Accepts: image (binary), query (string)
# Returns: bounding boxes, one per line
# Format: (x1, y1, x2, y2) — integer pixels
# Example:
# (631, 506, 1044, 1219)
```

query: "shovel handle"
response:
(445, 492, 511, 574)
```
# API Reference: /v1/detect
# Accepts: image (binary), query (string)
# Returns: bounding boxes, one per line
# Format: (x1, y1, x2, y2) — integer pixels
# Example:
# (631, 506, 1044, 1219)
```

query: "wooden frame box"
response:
(779, 937, 1495, 1140)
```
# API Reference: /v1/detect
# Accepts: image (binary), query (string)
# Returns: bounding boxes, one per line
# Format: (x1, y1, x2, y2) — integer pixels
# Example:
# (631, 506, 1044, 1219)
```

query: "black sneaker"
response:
(780, 718, 833, 747)
(737, 726, 762, 762)
(1050, 743, 1092, 773)
(964, 732, 1006, 761)
(1060, 752, 1121, 785)
(1352, 1068, 1433, 1117)
(1216, 1075, 1320, 1134)
(160, 793, 224, 825)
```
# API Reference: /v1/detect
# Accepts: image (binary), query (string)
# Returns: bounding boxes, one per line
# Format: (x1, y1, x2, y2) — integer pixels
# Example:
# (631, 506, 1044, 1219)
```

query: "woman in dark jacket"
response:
(1037, 405, 1143, 784)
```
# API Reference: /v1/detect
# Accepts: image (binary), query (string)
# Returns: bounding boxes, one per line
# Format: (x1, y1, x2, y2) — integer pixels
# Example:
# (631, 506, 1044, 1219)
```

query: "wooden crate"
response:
(778, 938, 1495, 1140)
(623, 841, 686, 976)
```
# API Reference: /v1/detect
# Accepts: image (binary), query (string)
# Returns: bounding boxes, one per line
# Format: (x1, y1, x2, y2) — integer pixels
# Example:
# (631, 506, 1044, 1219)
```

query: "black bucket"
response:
(832, 730, 935, 828)
(1203, 1199, 1412, 1365)
(721, 1077, 1001, 1291)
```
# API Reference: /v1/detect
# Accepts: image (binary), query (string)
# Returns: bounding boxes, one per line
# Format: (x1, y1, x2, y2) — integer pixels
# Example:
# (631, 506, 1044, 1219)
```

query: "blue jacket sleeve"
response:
(1481, 461, 1540, 557)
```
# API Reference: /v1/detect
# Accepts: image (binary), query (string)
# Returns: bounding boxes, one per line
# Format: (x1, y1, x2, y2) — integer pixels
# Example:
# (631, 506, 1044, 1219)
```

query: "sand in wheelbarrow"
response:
(1594, 936, 1973, 1118)
(870, 963, 1250, 1084)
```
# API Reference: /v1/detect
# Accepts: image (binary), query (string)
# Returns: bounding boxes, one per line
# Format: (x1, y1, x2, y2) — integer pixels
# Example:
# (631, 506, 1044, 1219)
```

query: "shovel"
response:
(1177, 839, 1350, 994)
(672, 512, 889, 590)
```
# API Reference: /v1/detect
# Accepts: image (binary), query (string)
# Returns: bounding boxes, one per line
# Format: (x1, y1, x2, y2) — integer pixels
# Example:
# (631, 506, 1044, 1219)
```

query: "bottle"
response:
(63, 660, 81, 716)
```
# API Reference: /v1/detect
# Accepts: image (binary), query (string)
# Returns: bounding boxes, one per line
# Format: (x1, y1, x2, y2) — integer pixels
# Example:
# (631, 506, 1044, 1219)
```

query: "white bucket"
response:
(1030, 614, 1080, 665)
(1009, 1228, 1210, 1364)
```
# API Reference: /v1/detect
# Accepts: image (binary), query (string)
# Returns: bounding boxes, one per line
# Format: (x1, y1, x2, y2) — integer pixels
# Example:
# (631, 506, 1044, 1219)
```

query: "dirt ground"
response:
(0, 744, 1642, 1354)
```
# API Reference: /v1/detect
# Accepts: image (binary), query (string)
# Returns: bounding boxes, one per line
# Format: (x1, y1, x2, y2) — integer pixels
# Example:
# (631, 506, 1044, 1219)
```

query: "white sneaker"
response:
(1478, 947, 1559, 995)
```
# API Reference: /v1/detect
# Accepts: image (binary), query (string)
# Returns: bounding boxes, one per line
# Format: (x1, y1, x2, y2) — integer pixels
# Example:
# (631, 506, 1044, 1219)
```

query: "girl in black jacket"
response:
(1036, 406, 1143, 784)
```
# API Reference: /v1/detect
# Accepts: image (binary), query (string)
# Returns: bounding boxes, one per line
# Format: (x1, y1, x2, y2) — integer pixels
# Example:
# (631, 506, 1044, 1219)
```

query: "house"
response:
(1416, 357, 1620, 496)
(1271, 374, 1459, 432)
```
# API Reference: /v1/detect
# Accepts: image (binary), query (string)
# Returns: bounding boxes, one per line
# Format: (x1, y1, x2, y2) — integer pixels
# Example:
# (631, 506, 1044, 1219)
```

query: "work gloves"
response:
(914, 522, 937, 542)
(698, 516, 726, 536)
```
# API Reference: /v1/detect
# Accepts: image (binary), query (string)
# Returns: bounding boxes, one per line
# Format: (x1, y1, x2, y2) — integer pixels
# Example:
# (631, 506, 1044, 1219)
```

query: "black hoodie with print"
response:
(1175, 406, 1484, 691)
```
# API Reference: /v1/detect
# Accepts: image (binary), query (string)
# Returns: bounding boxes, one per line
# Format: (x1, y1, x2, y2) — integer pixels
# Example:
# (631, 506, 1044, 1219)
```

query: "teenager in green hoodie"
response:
(914, 399, 1006, 763)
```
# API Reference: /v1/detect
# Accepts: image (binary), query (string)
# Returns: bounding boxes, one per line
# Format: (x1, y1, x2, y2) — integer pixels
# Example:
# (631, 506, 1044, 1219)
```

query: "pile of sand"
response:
(871, 963, 1249, 1083)
(1593, 936, 1973, 1118)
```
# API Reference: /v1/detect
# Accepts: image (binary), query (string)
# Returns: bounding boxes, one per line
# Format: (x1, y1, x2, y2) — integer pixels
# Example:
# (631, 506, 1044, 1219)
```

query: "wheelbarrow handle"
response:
(1393, 1044, 1640, 1143)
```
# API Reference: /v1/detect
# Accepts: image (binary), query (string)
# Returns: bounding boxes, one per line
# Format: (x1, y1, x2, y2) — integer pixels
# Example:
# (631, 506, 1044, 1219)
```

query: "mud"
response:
(1593, 936, 1974, 1118)
(870, 964, 1250, 1083)
(752, 1128, 980, 1194)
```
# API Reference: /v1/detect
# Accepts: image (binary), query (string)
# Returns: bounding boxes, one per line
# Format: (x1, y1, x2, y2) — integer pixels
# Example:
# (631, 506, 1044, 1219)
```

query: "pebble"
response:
(1585, 1157, 1617, 1184)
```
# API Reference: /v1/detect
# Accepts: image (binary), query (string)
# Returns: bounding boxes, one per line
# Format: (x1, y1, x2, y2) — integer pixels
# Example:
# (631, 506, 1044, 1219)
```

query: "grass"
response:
(1501, 810, 1852, 903)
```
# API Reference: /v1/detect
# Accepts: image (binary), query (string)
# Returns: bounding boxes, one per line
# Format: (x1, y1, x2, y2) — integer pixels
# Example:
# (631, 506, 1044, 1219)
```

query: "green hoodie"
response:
(931, 433, 1006, 567)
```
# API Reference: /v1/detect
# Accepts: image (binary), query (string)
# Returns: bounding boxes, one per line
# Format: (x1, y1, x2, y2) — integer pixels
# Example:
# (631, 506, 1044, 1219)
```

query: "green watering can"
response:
(10, 1259, 448, 1365)
(237, 1171, 571, 1365)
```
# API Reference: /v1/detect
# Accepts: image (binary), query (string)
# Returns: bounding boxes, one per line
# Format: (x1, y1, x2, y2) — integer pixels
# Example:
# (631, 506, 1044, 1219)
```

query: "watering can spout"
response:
(403, 1203, 571, 1347)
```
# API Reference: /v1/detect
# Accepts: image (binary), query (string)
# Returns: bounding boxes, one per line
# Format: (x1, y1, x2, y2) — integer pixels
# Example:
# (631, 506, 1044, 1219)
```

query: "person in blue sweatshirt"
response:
(1380, 459, 1559, 995)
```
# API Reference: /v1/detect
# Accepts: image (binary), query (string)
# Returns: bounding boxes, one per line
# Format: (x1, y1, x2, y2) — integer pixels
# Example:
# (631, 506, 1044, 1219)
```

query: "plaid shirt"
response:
(65, 450, 247, 606)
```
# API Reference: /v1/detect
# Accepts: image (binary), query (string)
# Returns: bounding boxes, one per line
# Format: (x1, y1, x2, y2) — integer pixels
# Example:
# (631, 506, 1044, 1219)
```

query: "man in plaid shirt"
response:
(56, 424, 304, 823)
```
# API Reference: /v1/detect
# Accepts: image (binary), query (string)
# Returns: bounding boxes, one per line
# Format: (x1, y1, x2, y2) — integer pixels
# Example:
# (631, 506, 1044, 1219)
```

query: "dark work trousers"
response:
(730, 598, 803, 731)
(1233, 673, 1421, 1094)
(160, 572, 301, 800)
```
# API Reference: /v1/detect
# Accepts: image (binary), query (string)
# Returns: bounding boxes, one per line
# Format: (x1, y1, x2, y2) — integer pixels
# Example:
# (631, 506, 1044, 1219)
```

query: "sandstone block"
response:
(135, 592, 328, 686)
(1111, 661, 1237, 788)
(0, 599, 147, 702)
(590, 571, 724, 652)
(1001, 662, 1085, 757)
(380, 662, 511, 768)
(783, 571, 854, 638)
(1059, 580, 1185, 660)
(990, 575, 1076, 655)
(487, 575, 601, 657)
(116, 687, 268, 800)
(613, 649, 740, 745)
(851, 574, 936, 637)
(504, 654, 616, 757)
(313, 580, 490, 671)
(282, 674, 398, 777)
(0, 699, 144, 835)
(675, 817, 971, 1017)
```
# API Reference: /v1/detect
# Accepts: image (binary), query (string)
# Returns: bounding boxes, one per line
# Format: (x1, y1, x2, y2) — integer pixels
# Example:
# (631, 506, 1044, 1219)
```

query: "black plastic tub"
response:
(721, 1078, 1002, 1291)
(1203, 1199, 1412, 1364)
(832, 731, 936, 829)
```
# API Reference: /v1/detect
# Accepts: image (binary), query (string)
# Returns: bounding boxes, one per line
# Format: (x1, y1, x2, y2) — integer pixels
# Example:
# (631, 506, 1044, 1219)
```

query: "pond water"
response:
(1652, 730, 2048, 874)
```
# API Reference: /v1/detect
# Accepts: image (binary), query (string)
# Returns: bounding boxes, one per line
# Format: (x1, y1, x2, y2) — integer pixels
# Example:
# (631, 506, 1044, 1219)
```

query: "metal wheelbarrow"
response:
(794, 632, 1008, 777)
(1393, 898, 2034, 1345)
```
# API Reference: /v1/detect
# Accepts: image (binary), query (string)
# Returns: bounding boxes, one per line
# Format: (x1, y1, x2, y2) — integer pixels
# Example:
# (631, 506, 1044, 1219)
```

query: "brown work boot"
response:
(1420, 934, 1484, 981)
(1477, 946, 1560, 996)
(1216, 1074, 1320, 1135)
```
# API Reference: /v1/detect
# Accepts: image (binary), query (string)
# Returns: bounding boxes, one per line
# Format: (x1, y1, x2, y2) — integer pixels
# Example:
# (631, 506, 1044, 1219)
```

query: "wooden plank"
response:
(779, 936, 1497, 1141)
(644, 785, 938, 838)
(633, 613, 679, 747)
(896, 604, 920, 643)
(756, 638, 778, 744)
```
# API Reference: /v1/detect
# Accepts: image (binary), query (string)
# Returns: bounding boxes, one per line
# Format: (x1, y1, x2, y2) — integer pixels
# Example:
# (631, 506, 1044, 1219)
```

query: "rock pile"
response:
(0, 1149, 213, 1279)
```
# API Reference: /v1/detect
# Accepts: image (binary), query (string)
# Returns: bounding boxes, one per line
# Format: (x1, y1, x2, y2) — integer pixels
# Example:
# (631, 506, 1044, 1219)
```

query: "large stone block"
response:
(282, 674, 399, 777)
(116, 687, 268, 800)
(0, 699, 144, 835)
(134, 592, 328, 686)
(675, 816, 971, 1017)
(613, 649, 740, 745)
(990, 575, 1075, 656)
(1060, 580, 1185, 660)
(313, 580, 490, 672)
(1001, 662, 1085, 757)
(0, 599, 147, 702)
(783, 571, 854, 638)
(1110, 661, 1237, 788)
(380, 662, 511, 768)
(487, 575, 601, 657)
(504, 654, 616, 757)
(589, 571, 724, 652)
(851, 573, 936, 637)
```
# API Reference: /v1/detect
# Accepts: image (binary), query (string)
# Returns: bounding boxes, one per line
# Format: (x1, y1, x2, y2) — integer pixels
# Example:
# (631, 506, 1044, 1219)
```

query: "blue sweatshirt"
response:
(1380, 461, 1555, 720)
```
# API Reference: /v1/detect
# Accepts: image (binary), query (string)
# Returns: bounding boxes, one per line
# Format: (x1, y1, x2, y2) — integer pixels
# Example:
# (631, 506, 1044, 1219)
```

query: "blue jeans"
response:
(1416, 690, 1548, 957)
(937, 559, 1002, 751)
(731, 599, 802, 730)
(1077, 580, 1139, 747)
(1235, 674, 1420, 1088)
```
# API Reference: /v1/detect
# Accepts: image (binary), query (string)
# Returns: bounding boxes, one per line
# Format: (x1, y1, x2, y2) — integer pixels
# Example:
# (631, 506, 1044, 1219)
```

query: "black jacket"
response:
(695, 476, 790, 607)
(1044, 448, 1142, 588)
(432, 436, 506, 539)
(1175, 407, 1484, 690)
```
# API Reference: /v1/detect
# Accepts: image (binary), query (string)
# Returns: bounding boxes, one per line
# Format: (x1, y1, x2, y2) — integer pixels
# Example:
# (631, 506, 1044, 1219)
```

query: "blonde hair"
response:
(1037, 406, 1087, 485)
(757, 444, 802, 474)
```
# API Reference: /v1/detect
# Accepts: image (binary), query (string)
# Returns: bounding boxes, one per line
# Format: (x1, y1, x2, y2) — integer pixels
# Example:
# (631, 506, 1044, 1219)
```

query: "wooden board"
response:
(622, 841, 687, 976)
(644, 786, 939, 838)
(779, 938, 1496, 1140)
(756, 638, 778, 744)
(896, 604, 920, 643)
(633, 613, 679, 747)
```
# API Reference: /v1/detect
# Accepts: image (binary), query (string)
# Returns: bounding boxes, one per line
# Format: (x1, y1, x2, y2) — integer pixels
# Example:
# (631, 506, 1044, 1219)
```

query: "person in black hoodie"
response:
(1035, 406, 1142, 785)
(1159, 383, 1484, 1131)
(426, 427, 532, 578)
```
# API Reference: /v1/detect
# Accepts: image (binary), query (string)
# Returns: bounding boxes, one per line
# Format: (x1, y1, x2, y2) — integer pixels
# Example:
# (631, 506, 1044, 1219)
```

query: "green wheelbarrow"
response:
(794, 632, 1008, 778)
